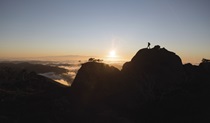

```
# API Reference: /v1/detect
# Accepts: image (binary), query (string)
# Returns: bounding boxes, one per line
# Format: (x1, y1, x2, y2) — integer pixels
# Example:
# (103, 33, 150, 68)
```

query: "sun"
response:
(109, 50, 116, 58)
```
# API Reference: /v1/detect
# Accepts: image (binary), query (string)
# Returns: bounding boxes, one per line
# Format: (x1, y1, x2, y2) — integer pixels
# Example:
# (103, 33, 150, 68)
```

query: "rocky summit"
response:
(121, 45, 185, 101)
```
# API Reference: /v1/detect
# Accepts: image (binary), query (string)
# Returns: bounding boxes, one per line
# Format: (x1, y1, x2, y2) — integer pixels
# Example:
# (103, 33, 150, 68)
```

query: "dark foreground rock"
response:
(1, 46, 210, 123)
(70, 62, 122, 122)
(70, 46, 210, 122)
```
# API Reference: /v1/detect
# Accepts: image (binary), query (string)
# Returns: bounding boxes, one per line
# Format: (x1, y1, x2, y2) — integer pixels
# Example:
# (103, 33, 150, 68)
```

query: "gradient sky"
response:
(0, 0, 210, 63)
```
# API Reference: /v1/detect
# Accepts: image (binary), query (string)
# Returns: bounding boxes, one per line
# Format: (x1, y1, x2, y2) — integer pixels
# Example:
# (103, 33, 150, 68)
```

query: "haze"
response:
(1, 0, 210, 64)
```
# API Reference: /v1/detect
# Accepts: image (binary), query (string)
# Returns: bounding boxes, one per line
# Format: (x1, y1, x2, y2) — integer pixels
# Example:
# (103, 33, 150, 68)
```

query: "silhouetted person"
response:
(147, 42, 151, 49)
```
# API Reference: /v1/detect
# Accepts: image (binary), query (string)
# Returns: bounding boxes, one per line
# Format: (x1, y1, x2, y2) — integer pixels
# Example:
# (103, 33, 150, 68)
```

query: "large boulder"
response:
(112, 46, 188, 122)
(71, 62, 120, 106)
(121, 46, 185, 98)
(70, 62, 121, 122)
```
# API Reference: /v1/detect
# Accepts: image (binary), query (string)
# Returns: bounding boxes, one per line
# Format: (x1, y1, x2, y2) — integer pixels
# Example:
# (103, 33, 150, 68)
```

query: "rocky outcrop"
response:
(70, 62, 121, 122)
(199, 61, 210, 74)
(70, 46, 210, 122)
(121, 46, 185, 101)
(71, 62, 120, 106)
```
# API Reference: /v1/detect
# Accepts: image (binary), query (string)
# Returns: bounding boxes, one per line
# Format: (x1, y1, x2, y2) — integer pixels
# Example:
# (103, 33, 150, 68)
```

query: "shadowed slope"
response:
(0, 67, 71, 123)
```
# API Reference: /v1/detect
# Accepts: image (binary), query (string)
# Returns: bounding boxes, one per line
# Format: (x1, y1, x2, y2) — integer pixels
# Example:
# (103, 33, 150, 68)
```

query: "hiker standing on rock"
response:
(147, 42, 151, 49)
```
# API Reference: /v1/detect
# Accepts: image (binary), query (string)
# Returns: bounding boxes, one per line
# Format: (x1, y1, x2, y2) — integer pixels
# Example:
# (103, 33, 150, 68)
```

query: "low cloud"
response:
(39, 64, 81, 86)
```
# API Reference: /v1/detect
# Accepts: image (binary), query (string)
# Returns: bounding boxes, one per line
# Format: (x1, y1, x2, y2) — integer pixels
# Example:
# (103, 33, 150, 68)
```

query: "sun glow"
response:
(109, 50, 116, 58)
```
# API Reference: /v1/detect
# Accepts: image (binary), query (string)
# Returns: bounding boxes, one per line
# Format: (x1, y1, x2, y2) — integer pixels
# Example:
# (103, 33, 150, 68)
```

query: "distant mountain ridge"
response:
(0, 55, 97, 62)
(0, 62, 68, 74)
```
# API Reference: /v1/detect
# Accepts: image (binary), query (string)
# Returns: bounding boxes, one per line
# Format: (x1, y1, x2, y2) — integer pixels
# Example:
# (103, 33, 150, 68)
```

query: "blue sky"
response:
(0, 0, 210, 63)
